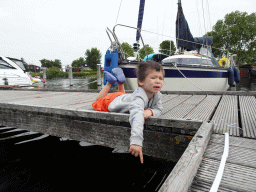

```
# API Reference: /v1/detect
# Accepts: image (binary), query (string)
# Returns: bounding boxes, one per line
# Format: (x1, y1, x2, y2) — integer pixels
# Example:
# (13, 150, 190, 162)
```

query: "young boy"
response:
(92, 60, 164, 164)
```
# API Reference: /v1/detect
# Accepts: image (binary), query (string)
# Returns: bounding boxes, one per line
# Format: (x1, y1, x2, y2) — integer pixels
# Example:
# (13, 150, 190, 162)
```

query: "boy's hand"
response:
(129, 145, 143, 164)
(144, 109, 153, 119)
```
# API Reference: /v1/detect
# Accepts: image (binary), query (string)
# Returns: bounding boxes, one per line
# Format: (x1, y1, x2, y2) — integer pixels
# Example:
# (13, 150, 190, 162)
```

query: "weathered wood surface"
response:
(184, 95, 221, 121)
(0, 98, 202, 161)
(1, 90, 256, 139)
(5, 87, 256, 96)
(239, 96, 256, 138)
(1, 89, 256, 190)
(159, 122, 213, 192)
(190, 134, 256, 191)
(211, 95, 239, 136)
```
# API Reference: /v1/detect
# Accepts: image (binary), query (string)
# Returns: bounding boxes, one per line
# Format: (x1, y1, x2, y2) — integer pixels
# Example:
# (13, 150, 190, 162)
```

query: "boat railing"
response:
(106, 24, 149, 61)
(106, 24, 237, 67)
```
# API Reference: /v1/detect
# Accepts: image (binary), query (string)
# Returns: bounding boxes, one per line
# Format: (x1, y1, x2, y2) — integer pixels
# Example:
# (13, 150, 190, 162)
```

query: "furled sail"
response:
(136, 0, 145, 42)
(176, 0, 194, 50)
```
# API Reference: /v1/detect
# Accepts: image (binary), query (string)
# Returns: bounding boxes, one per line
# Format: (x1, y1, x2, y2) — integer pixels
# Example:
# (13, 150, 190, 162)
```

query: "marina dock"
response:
(0, 88, 256, 191)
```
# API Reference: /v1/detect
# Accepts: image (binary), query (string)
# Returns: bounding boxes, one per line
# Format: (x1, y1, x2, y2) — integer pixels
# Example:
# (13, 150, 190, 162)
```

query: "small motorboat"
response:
(0, 56, 32, 86)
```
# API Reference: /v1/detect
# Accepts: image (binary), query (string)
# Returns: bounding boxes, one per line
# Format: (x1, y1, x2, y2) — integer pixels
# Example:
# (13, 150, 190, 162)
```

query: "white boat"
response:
(121, 54, 230, 91)
(0, 56, 32, 86)
(103, 0, 239, 91)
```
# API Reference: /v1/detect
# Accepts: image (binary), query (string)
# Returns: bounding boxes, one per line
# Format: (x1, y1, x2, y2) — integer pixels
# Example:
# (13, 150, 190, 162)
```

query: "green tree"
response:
(138, 44, 154, 60)
(121, 42, 134, 58)
(204, 11, 256, 66)
(40, 59, 61, 69)
(72, 57, 85, 68)
(85, 48, 101, 70)
(159, 40, 176, 55)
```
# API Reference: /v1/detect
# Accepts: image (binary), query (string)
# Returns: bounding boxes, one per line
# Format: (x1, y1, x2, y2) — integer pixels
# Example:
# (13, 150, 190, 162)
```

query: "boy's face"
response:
(138, 69, 164, 95)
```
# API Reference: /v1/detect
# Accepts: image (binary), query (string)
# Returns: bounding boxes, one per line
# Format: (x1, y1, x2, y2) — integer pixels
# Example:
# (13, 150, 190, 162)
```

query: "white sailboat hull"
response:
(120, 64, 230, 91)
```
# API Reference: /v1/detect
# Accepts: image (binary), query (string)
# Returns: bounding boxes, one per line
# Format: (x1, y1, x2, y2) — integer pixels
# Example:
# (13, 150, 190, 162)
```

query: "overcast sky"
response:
(1, 0, 255, 67)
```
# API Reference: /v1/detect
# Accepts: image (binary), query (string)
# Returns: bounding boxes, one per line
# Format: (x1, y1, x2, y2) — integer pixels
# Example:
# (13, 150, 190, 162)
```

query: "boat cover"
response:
(143, 53, 169, 62)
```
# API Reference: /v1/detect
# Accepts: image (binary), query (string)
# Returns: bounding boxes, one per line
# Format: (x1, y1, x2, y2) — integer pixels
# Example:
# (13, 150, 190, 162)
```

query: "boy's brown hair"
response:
(136, 60, 165, 86)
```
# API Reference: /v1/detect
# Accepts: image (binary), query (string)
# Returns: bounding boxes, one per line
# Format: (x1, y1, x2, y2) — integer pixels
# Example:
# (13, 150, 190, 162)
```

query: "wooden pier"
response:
(0, 88, 256, 191)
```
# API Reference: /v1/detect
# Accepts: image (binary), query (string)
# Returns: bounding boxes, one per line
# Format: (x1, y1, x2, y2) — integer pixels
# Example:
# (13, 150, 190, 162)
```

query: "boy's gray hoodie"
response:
(108, 87, 163, 147)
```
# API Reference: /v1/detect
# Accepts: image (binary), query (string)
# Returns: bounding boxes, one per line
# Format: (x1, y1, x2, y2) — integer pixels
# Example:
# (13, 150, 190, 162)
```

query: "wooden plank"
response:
(9, 92, 93, 106)
(7, 88, 256, 96)
(160, 94, 179, 104)
(211, 95, 239, 136)
(204, 140, 256, 169)
(0, 90, 59, 103)
(209, 134, 256, 150)
(0, 91, 67, 105)
(159, 122, 213, 192)
(239, 96, 256, 138)
(164, 95, 206, 119)
(193, 158, 256, 191)
(0, 103, 203, 162)
(161, 95, 192, 118)
(184, 95, 221, 121)
(190, 178, 238, 192)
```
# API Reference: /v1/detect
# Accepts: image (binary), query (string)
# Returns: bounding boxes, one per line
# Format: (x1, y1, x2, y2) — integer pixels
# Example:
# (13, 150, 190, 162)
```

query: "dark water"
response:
(33, 77, 256, 91)
(0, 127, 175, 192)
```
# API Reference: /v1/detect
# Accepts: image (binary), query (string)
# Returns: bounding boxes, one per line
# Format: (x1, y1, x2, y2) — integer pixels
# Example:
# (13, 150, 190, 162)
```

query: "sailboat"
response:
(104, 0, 239, 91)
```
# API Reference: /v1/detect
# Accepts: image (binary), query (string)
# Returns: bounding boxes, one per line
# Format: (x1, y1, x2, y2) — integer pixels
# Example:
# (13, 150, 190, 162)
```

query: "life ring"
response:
(228, 67, 234, 86)
(233, 67, 240, 83)
(219, 58, 230, 68)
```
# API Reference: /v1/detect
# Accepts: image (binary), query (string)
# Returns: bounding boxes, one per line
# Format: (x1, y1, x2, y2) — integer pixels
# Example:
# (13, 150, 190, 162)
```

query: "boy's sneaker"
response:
(112, 67, 126, 84)
(104, 71, 117, 85)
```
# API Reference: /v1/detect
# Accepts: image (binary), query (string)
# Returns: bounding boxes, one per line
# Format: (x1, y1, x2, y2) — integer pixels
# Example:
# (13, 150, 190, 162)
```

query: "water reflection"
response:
(33, 77, 256, 91)
(34, 77, 130, 90)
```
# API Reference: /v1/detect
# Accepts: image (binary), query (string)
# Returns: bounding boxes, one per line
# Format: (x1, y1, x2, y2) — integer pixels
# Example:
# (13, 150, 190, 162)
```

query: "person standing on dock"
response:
(92, 61, 164, 164)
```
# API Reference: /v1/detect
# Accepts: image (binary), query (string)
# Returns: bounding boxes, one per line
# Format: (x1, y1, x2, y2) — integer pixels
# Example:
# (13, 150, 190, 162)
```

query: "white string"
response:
(210, 133, 229, 192)
(206, 0, 213, 36)
(115, 0, 122, 25)
(201, 0, 207, 35)
(195, 0, 202, 35)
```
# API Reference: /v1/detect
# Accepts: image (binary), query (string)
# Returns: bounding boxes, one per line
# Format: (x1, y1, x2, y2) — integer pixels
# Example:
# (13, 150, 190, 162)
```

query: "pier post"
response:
(69, 66, 73, 86)
(97, 64, 102, 90)
(42, 67, 47, 85)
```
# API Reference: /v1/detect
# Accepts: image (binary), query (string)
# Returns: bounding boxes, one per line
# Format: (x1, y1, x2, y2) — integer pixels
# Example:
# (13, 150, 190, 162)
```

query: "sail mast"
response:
(133, 0, 145, 53)
(136, 0, 145, 43)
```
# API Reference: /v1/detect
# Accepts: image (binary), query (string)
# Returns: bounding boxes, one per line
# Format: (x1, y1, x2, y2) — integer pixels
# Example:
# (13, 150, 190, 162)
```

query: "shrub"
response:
(30, 72, 43, 78)
(32, 67, 98, 79)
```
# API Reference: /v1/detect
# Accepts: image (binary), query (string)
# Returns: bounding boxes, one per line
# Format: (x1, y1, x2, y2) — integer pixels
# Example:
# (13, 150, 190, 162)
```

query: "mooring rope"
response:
(173, 63, 205, 91)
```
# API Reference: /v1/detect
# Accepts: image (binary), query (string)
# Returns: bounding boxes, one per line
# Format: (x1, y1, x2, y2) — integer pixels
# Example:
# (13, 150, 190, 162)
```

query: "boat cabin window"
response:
(200, 58, 213, 65)
(164, 58, 214, 66)
(0, 58, 16, 69)
(8, 58, 26, 71)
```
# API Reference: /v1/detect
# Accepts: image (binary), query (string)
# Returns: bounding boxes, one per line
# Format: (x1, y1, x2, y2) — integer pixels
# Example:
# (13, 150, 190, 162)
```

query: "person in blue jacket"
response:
(92, 60, 164, 164)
